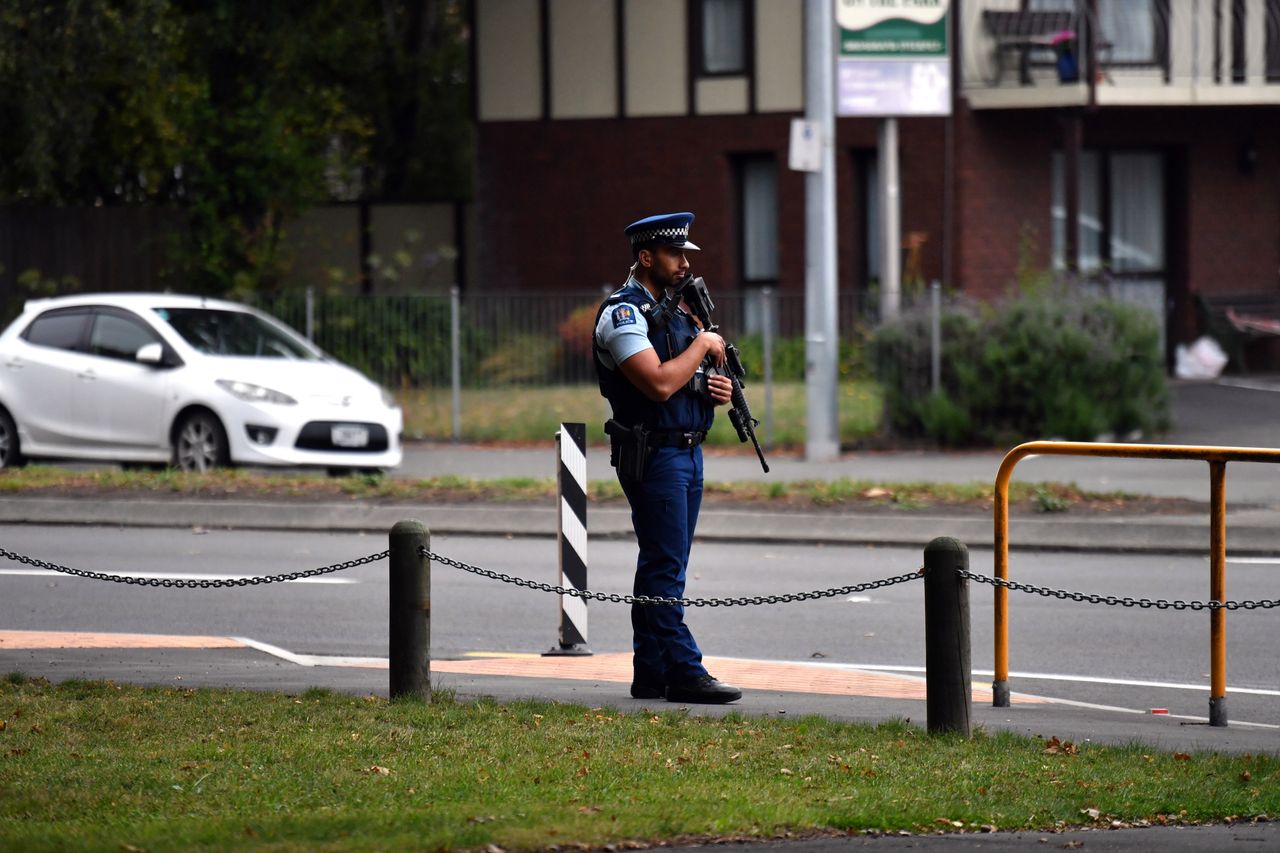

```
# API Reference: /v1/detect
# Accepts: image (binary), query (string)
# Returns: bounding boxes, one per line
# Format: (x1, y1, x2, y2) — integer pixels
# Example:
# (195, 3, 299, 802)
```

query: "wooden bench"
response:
(1194, 292, 1280, 373)
(981, 10, 1074, 85)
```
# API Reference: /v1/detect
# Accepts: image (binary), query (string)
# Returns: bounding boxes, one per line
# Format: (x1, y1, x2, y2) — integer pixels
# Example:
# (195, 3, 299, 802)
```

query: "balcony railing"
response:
(962, 0, 1280, 107)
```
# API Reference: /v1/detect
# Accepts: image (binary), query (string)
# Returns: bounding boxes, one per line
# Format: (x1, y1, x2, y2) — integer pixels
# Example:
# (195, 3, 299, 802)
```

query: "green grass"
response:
(397, 380, 885, 446)
(0, 465, 1161, 513)
(0, 678, 1274, 851)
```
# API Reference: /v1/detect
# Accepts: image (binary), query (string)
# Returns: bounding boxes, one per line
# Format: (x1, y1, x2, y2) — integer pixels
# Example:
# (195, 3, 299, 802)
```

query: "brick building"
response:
(471, 0, 1280, 364)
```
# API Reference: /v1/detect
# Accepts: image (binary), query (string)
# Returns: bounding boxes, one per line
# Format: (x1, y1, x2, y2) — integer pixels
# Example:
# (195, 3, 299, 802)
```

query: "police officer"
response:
(592, 212, 742, 704)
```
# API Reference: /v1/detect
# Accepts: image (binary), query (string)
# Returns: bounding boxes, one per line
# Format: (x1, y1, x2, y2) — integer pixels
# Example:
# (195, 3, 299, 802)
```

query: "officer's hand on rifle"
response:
(698, 331, 726, 367)
(705, 372, 732, 406)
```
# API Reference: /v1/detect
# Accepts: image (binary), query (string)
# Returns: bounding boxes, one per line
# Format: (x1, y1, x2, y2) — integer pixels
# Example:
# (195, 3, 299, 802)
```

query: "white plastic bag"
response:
(1175, 336, 1228, 379)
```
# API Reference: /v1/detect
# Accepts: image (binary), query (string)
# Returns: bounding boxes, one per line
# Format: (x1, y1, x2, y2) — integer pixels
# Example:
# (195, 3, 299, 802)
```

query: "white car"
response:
(0, 293, 403, 473)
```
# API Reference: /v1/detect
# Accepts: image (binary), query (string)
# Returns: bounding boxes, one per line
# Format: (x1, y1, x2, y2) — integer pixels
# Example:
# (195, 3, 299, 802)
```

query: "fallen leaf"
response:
(1174, 752, 1192, 762)
(1043, 736, 1078, 755)
(1241, 771, 1253, 782)
(1081, 807, 1100, 820)
(779, 768, 794, 776)
(862, 487, 892, 499)
(366, 765, 391, 775)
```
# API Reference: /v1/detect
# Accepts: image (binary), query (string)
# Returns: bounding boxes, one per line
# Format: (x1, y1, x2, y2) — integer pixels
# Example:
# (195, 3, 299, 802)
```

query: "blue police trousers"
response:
(620, 445, 709, 685)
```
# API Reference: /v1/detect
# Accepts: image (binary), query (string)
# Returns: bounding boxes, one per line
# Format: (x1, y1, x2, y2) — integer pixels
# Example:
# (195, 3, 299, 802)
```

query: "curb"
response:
(2, 496, 1276, 555)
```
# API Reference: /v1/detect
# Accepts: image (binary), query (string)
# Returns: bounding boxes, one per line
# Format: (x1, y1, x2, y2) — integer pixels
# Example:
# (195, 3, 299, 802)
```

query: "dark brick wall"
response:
(475, 104, 1280, 352)
(474, 113, 949, 297)
(951, 105, 1061, 299)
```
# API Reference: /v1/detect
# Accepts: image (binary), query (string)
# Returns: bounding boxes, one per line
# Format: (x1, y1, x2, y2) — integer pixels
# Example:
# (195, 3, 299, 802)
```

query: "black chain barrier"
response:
(8, 541, 1276, 613)
(0, 545, 388, 589)
(959, 568, 1280, 612)
(421, 547, 923, 606)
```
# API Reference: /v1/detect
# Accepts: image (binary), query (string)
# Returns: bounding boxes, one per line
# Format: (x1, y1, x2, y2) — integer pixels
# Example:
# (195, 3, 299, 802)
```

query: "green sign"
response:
(837, 0, 949, 58)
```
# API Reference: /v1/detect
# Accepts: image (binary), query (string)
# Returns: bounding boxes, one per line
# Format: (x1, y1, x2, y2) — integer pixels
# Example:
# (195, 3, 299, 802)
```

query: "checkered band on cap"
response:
(628, 225, 690, 245)
(624, 212, 699, 249)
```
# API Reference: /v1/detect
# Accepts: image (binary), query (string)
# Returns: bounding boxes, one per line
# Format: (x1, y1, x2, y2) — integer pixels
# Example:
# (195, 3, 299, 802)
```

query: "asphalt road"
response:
(4, 524, 1277, 728)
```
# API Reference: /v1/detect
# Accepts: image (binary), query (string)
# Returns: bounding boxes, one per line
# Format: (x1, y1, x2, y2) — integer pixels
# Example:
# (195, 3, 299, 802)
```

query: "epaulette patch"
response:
(612, 305, 637, 328)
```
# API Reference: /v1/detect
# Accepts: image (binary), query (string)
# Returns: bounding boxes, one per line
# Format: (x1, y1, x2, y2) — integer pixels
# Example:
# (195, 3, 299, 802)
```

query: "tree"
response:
(362, 0, 473, 201)
(0, 0, 472, 296)
(0, 1, 185, 204)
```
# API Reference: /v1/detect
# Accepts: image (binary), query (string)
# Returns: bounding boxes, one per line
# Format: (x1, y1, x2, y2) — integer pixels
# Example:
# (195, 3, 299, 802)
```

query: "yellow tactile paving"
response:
(435, 652, 1044, 704)
(0, 631, 1041, 705)
(0, 629, 246, 650)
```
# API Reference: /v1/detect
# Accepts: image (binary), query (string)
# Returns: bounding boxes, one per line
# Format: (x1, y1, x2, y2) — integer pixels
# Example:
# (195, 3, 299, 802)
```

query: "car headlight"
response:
(216, 379, 297, 405)
(380, 386, 398, 408)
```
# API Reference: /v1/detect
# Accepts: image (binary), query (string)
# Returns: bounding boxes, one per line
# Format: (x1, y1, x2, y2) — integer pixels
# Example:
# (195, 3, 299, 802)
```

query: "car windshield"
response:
(153, 308, 321, 359)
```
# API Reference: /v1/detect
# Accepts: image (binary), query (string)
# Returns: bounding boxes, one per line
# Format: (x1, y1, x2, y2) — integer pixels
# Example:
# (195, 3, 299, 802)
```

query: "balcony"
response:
(962, 0, 1280, 109)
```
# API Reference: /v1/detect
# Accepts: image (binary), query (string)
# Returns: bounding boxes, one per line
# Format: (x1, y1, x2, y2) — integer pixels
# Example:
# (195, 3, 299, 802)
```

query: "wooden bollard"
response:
(389, 520, 430, 701)
(924, 537, 971, 736)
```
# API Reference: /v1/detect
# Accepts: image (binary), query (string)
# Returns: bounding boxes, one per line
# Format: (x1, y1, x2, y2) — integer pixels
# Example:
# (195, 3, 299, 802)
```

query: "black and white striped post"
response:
(544, 422, 592, 656)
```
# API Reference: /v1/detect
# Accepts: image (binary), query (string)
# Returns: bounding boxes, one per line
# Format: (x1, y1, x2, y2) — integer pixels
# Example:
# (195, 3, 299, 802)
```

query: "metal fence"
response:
(253, 286, 926, 390)
(251, 286, 947, 444)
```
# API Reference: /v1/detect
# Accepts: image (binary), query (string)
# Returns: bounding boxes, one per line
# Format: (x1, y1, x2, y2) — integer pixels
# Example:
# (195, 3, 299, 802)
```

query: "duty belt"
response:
(645, 429, 708, 449)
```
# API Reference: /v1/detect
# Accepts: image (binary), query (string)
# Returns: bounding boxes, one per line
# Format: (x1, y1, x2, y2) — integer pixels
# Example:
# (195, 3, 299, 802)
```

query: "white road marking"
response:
(1226, 556, 1280, 565)
(776, 659, 1280, 697)
(0, 568, 356, 584)
(233, 637, 383, 668)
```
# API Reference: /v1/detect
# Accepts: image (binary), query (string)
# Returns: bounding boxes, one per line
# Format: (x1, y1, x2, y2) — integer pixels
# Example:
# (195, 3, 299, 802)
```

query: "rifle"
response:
(677, 276, 770, 473)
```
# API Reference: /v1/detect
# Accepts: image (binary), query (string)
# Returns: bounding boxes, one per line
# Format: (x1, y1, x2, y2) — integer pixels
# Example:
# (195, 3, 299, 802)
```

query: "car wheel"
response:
(0, 409, 25, 470)
(173, 411, 230, 473)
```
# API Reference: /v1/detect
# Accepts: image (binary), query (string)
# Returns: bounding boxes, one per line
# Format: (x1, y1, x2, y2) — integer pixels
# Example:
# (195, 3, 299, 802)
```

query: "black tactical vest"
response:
(592, 280, 713, 432)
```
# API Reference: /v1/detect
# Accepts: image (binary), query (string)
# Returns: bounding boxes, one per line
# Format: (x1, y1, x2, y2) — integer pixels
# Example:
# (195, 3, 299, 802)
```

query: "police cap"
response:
(624, 212, 701, 252)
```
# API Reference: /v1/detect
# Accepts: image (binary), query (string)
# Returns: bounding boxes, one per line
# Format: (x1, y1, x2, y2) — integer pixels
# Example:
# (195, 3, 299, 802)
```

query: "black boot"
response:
(665, 674, 742, 704)
(630, 681, 665, 699)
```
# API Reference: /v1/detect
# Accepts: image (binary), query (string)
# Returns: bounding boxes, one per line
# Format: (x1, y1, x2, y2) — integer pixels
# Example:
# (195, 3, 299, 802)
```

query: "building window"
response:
(1052, 149, 1165, 275)
(698, 0, 748, 75)
(1268, 0, 1280, 81)
(737, 155, 778, 283)
(848, 151, 881, 291)
(1030, 0, 1163, 66)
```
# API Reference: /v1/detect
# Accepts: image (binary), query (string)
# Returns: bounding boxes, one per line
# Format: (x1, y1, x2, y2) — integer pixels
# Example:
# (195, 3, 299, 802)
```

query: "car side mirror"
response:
(135, 342, 164, 365)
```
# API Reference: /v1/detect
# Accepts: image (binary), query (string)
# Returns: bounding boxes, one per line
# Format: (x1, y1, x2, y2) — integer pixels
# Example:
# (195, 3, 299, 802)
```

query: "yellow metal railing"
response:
(993, 440, 1280, 727)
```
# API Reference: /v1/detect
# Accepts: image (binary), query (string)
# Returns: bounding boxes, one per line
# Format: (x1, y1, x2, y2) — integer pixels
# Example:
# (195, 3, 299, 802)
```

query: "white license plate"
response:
(331, 425, 369, 448)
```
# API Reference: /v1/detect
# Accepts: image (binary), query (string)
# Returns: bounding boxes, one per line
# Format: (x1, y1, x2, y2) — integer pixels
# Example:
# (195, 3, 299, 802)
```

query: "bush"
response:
(734, 331, 872, 383)
(476, 333, 560, 385)
(870, 287, 1169, 447)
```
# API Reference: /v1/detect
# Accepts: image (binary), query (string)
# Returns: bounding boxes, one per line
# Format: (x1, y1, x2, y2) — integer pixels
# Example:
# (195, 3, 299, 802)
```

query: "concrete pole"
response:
(804, 0, 840, 462)
(879, 118, 901, 321)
